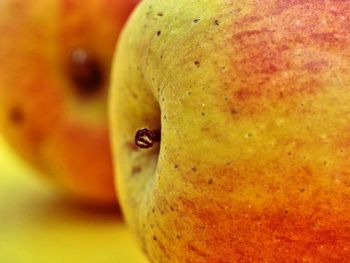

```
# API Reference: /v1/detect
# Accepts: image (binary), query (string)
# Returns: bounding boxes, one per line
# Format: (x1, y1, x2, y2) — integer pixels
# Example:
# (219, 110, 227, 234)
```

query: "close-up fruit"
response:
(0, 0, 138, 204)
(110, 0, 350, 261)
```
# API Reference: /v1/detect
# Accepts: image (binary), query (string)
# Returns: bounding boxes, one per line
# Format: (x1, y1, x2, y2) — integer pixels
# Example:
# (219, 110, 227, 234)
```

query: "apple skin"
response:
(110, 0, 350, 261)
(0, 0, 138, 205)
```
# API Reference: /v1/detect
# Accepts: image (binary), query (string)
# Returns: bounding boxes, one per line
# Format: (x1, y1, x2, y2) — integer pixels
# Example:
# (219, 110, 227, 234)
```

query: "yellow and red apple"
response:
(0, 0, 138, 205)
(110, 0, 350, 261)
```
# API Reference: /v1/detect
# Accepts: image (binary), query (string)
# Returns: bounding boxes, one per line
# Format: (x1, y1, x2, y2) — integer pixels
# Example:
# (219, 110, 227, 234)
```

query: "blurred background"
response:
(0, 136, 147, 263)
(0, 1, 149, 262)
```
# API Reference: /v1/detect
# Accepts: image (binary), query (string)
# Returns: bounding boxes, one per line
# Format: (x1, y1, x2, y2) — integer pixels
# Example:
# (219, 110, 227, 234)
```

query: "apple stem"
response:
(135, 128, 161, 149)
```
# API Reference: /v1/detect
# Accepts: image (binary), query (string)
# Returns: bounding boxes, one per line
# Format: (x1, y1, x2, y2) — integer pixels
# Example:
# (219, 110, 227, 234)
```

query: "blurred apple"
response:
(110, 0, 350, 261)
(0, 0, 138, 205)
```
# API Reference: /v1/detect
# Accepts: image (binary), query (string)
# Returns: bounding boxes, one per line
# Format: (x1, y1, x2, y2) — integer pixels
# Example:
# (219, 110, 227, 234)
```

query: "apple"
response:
(0, 0, 138, 205)
(110, 0, 350, 261)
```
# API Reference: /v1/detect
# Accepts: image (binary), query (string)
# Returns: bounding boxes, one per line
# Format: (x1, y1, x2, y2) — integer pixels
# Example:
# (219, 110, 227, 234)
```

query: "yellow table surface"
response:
(0, 136, 148, 263)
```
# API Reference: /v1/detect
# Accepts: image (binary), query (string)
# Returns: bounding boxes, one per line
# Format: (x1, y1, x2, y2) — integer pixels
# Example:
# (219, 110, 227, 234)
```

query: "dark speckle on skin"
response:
(231, 109, 239, 115)
(153, 236, 158, 241)
(214, 19, 220, 25)
(157, 30, 161, 36)
(157, 12, 164, 17)
(208, 178, 213, 185)
(192, 167, 197, 172)
(193, 18, 200, 23)
(174, 164, 179, 169)
(9, 106, 25, 125)
(188, 243, 208, 258)
(130, 90, 139, 99)
(194, 60, 201, 67)
(132, 165, 142, 175)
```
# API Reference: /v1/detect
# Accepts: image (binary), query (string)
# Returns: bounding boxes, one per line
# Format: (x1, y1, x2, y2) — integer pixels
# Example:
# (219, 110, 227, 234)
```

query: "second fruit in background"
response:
(0, 0, 139, 205)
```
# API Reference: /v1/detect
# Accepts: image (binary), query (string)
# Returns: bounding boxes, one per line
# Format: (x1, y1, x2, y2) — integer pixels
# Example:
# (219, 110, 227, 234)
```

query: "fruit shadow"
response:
(0, 177, 124, 229)
(34, 194, 123, 225)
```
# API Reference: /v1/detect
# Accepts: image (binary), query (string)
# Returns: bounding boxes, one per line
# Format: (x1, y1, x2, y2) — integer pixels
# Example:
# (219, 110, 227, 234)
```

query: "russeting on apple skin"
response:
(0, 0, 138, 205)
(110, 0, 350, 262)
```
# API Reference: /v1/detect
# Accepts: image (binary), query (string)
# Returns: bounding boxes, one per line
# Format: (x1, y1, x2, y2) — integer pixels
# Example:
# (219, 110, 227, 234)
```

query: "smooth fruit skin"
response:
(110, 0, 350, 261)
(0, 0, 138, 205)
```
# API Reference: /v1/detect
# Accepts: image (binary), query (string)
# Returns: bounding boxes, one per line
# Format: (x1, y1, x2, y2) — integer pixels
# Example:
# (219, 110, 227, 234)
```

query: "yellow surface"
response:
(0, 136, 148, 263)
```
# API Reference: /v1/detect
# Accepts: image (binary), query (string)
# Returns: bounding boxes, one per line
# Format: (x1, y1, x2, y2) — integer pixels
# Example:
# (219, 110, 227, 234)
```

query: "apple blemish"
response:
(69, 48, 103, 98)
(8, 106, 24, 125)
(135, 128, 161, 149)
(131, 165, 142, 175)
